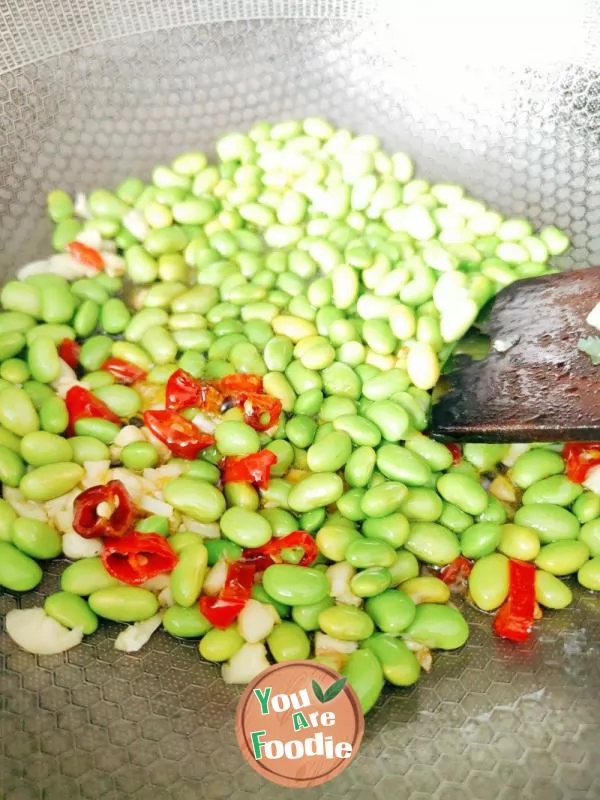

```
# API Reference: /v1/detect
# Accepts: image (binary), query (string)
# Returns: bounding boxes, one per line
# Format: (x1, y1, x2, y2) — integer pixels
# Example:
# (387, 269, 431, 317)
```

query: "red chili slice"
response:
(562, 442, 600, 483)
(65, 385, 121, 435)
(217, 374, 264, 395)
(440, 555, 473, 585)
(73, 480, 136, 539)
(58, 339, 81, 369)
(242, 531, 318, 572)
(493, 559, 536, 642)
(240, 393, 282, 432)
(102, 533, 177, 585)
(199, 561, 255, 628)
(444, 443, 462, 465)
(66, 240, 105, 270)
(221, 450, 278, 490)
(143, 409, 215, 459)
(165, 368, 222, 413)
(101, 357, 147, 385)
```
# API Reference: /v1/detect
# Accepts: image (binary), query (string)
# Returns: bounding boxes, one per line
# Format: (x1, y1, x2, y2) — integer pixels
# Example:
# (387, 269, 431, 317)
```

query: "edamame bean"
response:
(199, 626, 244, 662)
(400, 576, 450, 604)
(468, 553, 510, 610)
(28, 336, 60, 384)
(291, 596, 335, 631)
(498, 523, 540, 561)
(572, 491, 600, 524)
(11, 517, 61, 559)
(93, 385, 140, 418)
(522, 475, 582, 507)
(362, 513, 410, 548)
(220, 507, 272, 547)
(402, 603, 469, 650)
(342, 649, 384, 714)
(346, 538, 397, 569)
(535, 571, 573, 609)
(460, 522, 502, 559)
(44, 592, 98, 634)
(170, 543, 208, 607)
(332, 415, 381, 447)
(377, 444, 432, 486)
(535, 541, 590, 575)
(463, 443, 508, 472)
(579, 519, 600, 557)
(0, 541, 42, 591)
(262, 565, 329, 606)
(39, 396, 69, 434)
(70, 436, 111, 464)
(362, 633, 420, 686)
(121, 441, 159, 470)
(267, 622, 311, 661)
(400, 488, 443, 522)
(319, 605, 374, 641)
(61, 557, 120, 595)
(360, 482, 407, 518)
(288, 472, 344, 512)
(405, 522, 460, 566)
(365, 589, 416, 634)
(350, 567, 392, 598)
(215, 421, 260, 456)
(0, 386, 39, 436)
(316, 524, 360, 562)
(74, 417, 121, 444)
(514, 504, 580, 543)
(306, 431, 352, 472)
(344, 446, 376, 488)
(135, 515, 169, 536)
(164, 478, 226, 523)
(510, 448, 564, 489)
(163, 605, 212, 638)
(0, 499, 17, 542)
(578, 557, 600, 591)
(0, 445, 26, 487)
(20, 462, 84, 501)
(89, 587, 159, 622)
(388, 550, 420, 586)
(478, 496, 508, 525)
(436, 473, 488, 515)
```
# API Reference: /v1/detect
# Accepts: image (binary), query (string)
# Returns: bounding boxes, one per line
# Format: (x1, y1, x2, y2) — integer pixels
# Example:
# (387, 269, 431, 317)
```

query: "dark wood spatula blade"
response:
(431, 268, 600, 443)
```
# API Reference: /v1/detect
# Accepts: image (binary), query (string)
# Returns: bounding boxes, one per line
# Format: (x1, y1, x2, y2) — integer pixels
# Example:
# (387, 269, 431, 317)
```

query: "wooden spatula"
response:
(430, 268, 600, 443)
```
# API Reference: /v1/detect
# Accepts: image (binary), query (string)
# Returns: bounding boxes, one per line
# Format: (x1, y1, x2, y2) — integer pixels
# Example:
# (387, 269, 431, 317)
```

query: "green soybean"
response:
(522, 475, 582, 507)
(578, 557, 600, 591)
(61, 557, 121, 595)
(10, 517, 62, 559)
(44, 592, 98, 634)
(0, 445, 26, 486)
(402, 603, 469, 650)
(39, 396, 69, 434)
(170, 543, 208, 607)
(93, 385, 140, 418)
(344, 446, 376, 488)
(220, 507, 272, 547)
(342, 649, 384, 714)
(316, 524, 360, 562)
(215, 421, 260, 456)
(306, 431, 352, 472)
(267, 622, 311, 661)
(20, 462, 84, 501)
(572, 491, 600, 524)
(0, 499, 17, 542)
(468, 553, 510, 610)
(0, 541, 43, 591)
(199, 625, 244, 662)
(0, 386, 39, 436)
(579, 519, 600, 557)
(535, 571, 573, 609)
(89, 587, 159, 622)
(74, 417, 120, 444)
(436, 473, 488, 515)
(262, 565, 329, 606)
(163, 478, 226, 523)
(362, 513, 410, 548)
(400, 488, 443, 522)
(350, 567, 393, 598)
(514, 504, 580, 544)
(291, 597, 335, 631)
(362, 633, 421, 686)
(377, 444, 432, 486)
(288, 472, 344, 512)
(163, 605, 212, 638)
(365, 589, 417, 634)
(135, 515, 169, 536)
(346, 538, 397, 568)
(460, 522, 502, 559)
(70, 436, 111, 464)
(535, 541, 590, 575)
(498, 523, 540, 561)
(510, 448, 564, 489)
(319, 605, 374, 641)
(405, 522, 460, 565)
(121, 442, 159, 470)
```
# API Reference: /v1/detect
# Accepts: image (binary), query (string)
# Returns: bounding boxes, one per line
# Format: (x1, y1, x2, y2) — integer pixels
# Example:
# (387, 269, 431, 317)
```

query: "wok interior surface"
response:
(1, 2, 600, 798)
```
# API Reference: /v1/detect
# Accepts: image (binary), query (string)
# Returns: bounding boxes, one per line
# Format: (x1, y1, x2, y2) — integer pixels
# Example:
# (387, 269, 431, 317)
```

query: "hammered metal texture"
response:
(1, 4, 600, 799)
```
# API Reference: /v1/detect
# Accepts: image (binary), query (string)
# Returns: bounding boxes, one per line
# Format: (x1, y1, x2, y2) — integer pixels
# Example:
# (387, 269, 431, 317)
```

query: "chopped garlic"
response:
(109, 468, 145, 501)
(327, 561, 362, 607)
(51, 359, 84, 398)
(501, 443, 530, 467)
(180, 517, 220, 538)
(158, 586, 174, 608)
(139, 495, 173, 517)
(82, 460, 111, 489)
(586, 302, 600, 331)
(141, 573, 171, 592)
(113, 425, 146, 448)
(3, 487, 48, 521)
(61, 532, 102, 560)
(123, 208, 149, 241)
(583, 465, 600, 494)
(191, 412, 218, 434)
(238, 600, 280, 644)
(222, 643, 270, 684)
(102, 252, 126, 277)
(490, 474, 517, 503)
(315, 632, 358, 656)
(74, 192, 91, 219)
(114, 613, 163, 653)
(203, 559, 228, 596)
(6, 608, 83, 654)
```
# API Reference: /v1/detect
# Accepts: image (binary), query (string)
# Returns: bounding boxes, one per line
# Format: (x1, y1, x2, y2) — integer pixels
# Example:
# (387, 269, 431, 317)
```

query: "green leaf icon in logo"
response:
(312, 677, 347, 703)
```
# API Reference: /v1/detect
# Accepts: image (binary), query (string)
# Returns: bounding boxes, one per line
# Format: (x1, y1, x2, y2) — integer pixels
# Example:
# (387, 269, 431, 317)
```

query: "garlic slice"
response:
(6, 608, 83, 654)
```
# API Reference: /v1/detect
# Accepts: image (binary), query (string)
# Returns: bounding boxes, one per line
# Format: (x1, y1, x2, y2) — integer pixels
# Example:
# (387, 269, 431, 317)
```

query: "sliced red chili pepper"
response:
(493, 559, 536, 642)
(102, 532, 177, 585)
(221, 449, 278, 490)
(199, 561, 255, 628)
(242, 531, 318, 572)
(143, 409, 215, 459)
(101, 357, 147, 385)
(65, 385, 121, 435)
(440, 555, 473, 585)
(240, 392, 282, 432)
(73, 480, 136, 539)
(444, 443, 462, 465)
(58, 339, 80, 369)
(562, 442, 600, 483)
(66, 240, 105, 270)
(217, 374, 263, 395)
(165, 368, 222, 413)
